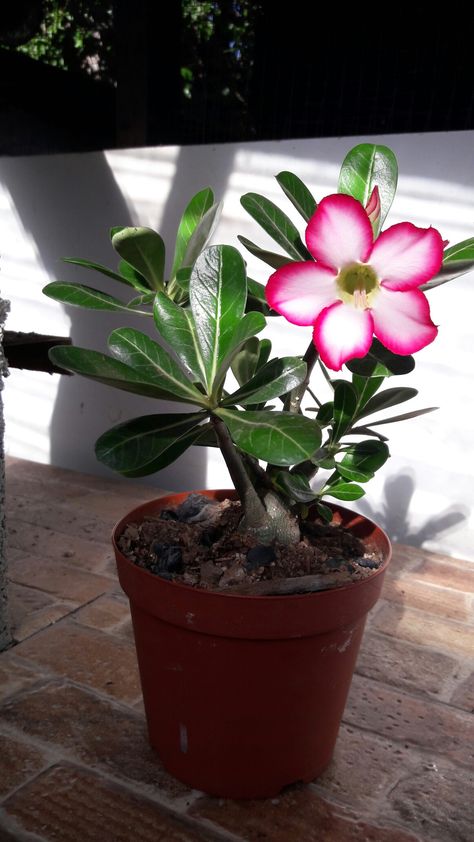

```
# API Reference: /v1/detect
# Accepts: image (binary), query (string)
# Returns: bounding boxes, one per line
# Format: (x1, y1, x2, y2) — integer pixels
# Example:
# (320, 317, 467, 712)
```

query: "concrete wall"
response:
(0, 132, 473, 561)
(0, 294, 10, 650)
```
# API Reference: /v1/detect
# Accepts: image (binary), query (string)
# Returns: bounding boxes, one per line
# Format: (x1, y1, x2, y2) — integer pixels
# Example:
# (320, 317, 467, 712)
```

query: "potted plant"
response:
(43, 143, 472, 798)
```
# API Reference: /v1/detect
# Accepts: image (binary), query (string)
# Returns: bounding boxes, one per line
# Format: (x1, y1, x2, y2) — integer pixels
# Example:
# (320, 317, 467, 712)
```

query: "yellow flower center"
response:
(336, 263, 379, 309)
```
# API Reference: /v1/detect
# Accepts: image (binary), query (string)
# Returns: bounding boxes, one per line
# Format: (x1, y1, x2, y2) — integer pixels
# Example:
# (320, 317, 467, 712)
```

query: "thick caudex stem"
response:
(211, 414, 300, 545)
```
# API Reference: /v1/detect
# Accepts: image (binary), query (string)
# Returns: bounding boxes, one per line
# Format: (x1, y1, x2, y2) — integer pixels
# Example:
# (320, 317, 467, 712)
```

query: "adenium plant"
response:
(44, 144, 473, 545)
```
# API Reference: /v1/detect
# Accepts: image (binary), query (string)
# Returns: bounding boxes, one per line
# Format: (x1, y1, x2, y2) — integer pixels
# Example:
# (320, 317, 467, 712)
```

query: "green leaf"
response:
(246, 277, 275, 315)
(315, 502, 333, 523)
(345, 338, 415, 377)
(95, 412, 204, 476)
(216, 409, 322, 466)
(107, 327, 207, 405)
(323, 482, 366, 501)
(311, 447, 336, 469)
(355, 387, 417, 421)
(48, 346, 186, 401)
(189, 244, 248, 391)
(336, 440, 389, 482)
(421, 240, 474, 291)
(181, 201, 222, 270)
(112, 227, 165, 291)
(353, 406, 438, 428)
(174, 267, 192, 296)
(170, 188, 214, 278)
(273, 470, 318, 503)
(352, 374, 385, 409)
(332, 382, 358, 440)
(222, 357, 307, 407)
(117, 260, 150, 292)
(43, 282, 133, 313)
(126, 293, 156, 308)
(62, 256, 136, 289)
(237, 235, 294, 269)
(153, 292, 206, 385)
(276, 171, 317, 222)
(317, 402, 334, 425)
(214, 312, 266, 389)
(231, 337, 271, 386)
(338, 143, 398, 232)
(240, 193, 311, 261)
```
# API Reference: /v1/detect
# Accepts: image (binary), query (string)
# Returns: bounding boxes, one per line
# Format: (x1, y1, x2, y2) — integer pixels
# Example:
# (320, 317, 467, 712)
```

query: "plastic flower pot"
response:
(113, 490, 391, 799)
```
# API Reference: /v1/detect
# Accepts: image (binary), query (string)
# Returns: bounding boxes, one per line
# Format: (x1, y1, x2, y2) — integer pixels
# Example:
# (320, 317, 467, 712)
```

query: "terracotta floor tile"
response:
(0, 732, 47, 798)
(0, 653, 45, 703)
(73, 593, 130, 633)
(7, 520, 113, 574)
(345, 674, 474, 768)
(356, 630, 457, 698)
(2, 764, 214, 842)
(450, 671, 474, 712)
(371, 602, 474, 658)
(13, 623, 141, 704)
(0, 682, 187, 798)
(8, 555, 113, 602)
(381, 574, 472, 623)
(191, 786, 421, 842)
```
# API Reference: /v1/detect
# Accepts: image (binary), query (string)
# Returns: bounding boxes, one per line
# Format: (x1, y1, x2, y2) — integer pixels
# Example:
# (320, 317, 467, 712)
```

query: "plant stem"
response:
(210, 414, 268, 522)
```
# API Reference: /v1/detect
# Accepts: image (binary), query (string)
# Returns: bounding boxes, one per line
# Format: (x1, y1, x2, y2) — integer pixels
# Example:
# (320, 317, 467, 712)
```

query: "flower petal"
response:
(372, 287, 438, 355)
(266, 262, 337, 326)
(306, 194, 373, 269)
(370, 222, 444, 290)
(313, 301, 374, 371)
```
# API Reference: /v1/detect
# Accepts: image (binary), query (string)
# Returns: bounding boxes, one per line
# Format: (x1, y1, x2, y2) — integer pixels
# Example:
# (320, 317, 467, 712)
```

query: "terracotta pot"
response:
(113, 490, 391, 799)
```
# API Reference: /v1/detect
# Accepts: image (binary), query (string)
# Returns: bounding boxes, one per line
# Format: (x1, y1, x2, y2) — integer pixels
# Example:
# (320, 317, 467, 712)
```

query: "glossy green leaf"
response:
(237, 235, 294, 269)
(355, 387, 417, 421)
(222, 357, 307, 407)
(315, 502, 333, 523)
(317, 402, 334, 425)
(117, 260, 150, 292)
(240, 193, 311, 261)
(231, 337, 271, 386)
(95, 412, 204, 476)
(181, 201, 222, 270)
(126, 293, 156, 308)
(345, 338, 415, 377)
(444, 238, 474, 262)
(273, 470, 318, 503)
(174, 267, 192, 296)
(62, 256, 136, 289)
(43, 282, 133, 313)
(336, 439, 389, 482)
(153, 292, 206, 385)
(171, 188, 214, 278)
(352, 374, 385, 409)
(311, 446, 336, 469)
(338, 143, 398, 231)
(214, 311, 266, 389)
(216, 409, 322, 466)
(246, 277, 275, 315)
(354, 406, 438, 428)
(332, 382, 358, 440)
(107, 327, 207, 405)
(420, 239, 474, 290)
(112, 227, 165, 291)
(189, 245, 248, 391)
(48, 346, 185, 401)
(276, 171, 317, 222)
(323, 482, 366, 501)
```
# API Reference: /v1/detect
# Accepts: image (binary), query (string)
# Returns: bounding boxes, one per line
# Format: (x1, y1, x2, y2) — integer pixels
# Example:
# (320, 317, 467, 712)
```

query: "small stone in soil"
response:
(245, 545, 276, 570)
(175, 493, 218, 523)
(150, 543, 184, 574)
(159, 509, 179, 521)
(325, 557, 347, 570)
(356, 557, 379, 569)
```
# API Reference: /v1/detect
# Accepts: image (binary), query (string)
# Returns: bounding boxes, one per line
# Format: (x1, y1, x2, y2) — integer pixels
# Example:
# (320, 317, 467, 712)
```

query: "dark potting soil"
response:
(117, 494, 384, 596)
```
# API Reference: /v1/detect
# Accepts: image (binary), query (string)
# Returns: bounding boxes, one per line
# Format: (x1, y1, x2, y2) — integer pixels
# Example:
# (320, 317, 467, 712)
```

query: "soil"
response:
(117, 494, 384, 597)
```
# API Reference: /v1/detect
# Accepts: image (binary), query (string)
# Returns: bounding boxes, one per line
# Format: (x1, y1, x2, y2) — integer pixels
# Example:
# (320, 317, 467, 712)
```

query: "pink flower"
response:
(266, 194, 444, 371)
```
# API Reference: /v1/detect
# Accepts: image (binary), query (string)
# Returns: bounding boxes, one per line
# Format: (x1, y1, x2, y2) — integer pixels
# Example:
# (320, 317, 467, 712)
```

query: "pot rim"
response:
(112, 489, 392, 603)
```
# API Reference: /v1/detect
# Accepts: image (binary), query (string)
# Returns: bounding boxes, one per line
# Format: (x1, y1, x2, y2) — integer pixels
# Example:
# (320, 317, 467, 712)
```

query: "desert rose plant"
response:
(44, 144, 474, 545)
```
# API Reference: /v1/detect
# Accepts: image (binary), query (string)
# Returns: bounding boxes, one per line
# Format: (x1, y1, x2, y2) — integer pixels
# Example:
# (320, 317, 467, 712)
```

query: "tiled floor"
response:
(0, 456, 473, 841)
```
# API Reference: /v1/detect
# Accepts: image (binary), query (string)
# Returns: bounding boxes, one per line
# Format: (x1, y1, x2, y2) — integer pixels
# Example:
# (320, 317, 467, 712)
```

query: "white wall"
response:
(1, 132, 473, 560)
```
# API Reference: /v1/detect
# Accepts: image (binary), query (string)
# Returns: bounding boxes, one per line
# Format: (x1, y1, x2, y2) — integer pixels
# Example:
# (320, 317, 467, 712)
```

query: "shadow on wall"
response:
(358, 471, 468, 550)
(0, 145, 237, 491)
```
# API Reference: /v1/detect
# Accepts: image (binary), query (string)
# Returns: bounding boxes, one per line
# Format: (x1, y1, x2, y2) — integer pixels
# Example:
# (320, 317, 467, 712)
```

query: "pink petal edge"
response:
(313, 301, 374, 371)
(372, 287, 438, 355)
(306, 194, 373, 270)
(265, 262, 337, 326)
(370, 222, 444, 290)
